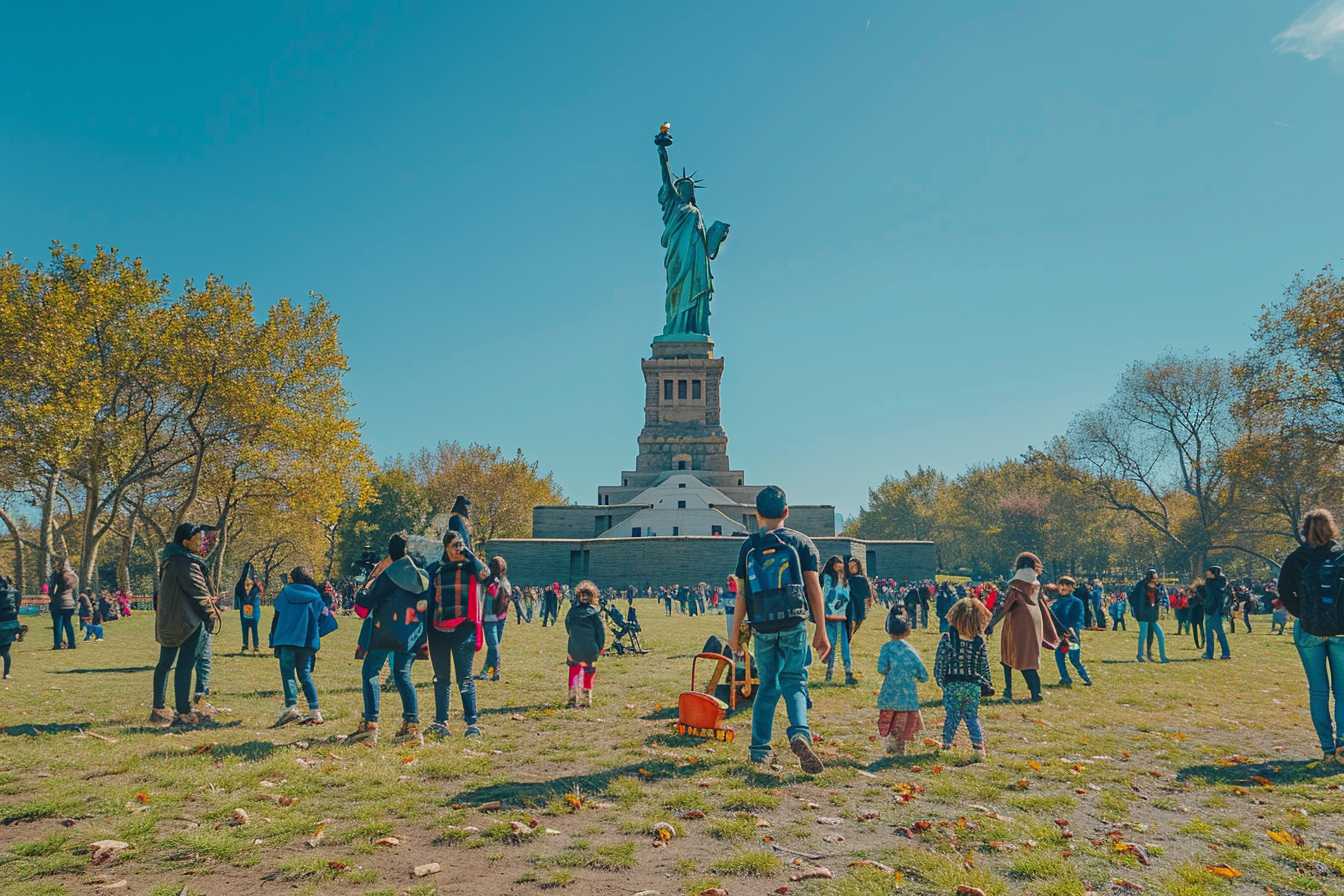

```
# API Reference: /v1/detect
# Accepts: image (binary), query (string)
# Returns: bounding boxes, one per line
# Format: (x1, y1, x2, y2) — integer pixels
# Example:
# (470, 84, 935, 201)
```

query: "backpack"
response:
(1298, 546, 1344, 637)
(743, 530, 809, 633)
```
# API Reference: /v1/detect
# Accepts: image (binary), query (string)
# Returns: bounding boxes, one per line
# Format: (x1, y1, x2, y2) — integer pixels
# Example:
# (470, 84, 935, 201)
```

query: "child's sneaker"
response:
(844, 672, 858, 686)
(749, 751, 778, 767)
(426, 722, 451, 738)
(393, 723, 424, 747)
(347, 720, 379, 745)
(885, 737, 905, 756)
(148, 707, 174, 727)
(302, 709, 324, 726)
(579, 688, 593, 708)
(973, 743, 988, 761)
(273, 705, 305, 728)
(790, 735, 824, 774)
(464, 725, 482, 738)
(566, 687, 578, 708)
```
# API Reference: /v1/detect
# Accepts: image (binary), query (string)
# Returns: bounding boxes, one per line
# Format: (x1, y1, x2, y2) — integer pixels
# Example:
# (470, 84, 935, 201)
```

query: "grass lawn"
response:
(1, 608, 1342, 896)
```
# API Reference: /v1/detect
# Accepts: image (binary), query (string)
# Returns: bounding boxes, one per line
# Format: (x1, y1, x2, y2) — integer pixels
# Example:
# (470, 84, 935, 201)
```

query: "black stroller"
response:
(602, 600, 647, 655)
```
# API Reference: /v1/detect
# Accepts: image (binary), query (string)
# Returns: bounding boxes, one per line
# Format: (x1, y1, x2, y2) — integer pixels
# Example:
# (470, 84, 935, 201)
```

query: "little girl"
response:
(564, 580, 605, 708)
(876, 607, 928, 754)
(934, 597, 994, 759)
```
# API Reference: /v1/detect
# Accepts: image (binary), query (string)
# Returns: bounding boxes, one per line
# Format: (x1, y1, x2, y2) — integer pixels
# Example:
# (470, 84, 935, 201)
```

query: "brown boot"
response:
(347, 720, 379, 745)
(148, 707, 174, 728)
(393, 722, 424, 746)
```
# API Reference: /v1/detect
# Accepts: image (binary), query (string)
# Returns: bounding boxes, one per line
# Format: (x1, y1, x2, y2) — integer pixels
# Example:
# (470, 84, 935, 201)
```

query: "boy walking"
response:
(727, 486, 831, 773)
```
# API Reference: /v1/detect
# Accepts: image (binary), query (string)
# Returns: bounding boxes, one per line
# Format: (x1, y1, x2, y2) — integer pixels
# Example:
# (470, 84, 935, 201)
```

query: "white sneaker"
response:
(302, 709, 324, 726)
(274, 705, 305, 727)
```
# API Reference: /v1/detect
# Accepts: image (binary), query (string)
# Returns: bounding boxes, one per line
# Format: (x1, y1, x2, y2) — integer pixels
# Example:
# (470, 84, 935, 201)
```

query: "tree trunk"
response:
(37, 469, 57, 581)
(117, 526, 135, 594)
(0, 506, 26, 594)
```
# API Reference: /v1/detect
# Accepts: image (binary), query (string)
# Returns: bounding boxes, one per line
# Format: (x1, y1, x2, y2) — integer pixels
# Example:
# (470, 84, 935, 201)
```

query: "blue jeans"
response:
(750, 624, 811, 760)
(824, 620, 851, 674)
(1137, 621, 1167, 661)
(194, 628, 213, 698)
(1293, 621, 1344, 753)
(429, 626, 478, 726)
(1054, 646, 1091, 684)
(361, 649, 417, 723)
(278, 646, 318, 709)
(83, 623, 104, 640)
(942, 680, 984, 746)
(52, 608, 76, 648)
(241, 617, 259, 650)
(1202, 613, 1230, 659)
(481, 619, 504, 675)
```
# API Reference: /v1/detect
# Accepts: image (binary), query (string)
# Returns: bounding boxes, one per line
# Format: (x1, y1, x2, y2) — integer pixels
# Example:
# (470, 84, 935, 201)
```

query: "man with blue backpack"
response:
(727, 486, 831, 773)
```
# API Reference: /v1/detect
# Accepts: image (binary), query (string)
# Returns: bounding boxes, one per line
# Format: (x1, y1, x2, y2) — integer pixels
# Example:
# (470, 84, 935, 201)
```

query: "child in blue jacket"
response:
(269, 566, 337, 727)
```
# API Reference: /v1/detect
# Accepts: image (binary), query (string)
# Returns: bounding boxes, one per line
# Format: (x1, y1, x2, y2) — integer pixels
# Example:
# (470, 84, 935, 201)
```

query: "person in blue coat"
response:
(269, 566, 337, 727)
(1049, 576, 1092, 686)
(235, 563, 263, 655)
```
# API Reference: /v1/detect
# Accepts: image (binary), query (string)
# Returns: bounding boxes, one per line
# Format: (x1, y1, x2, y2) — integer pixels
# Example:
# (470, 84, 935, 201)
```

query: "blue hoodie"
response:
(269, 583, 330, 652)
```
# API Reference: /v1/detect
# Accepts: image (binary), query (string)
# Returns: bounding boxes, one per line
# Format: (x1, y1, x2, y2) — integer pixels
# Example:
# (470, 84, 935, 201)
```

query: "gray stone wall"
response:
(483, 535, 936, 588)
(533, 505, 643, 539)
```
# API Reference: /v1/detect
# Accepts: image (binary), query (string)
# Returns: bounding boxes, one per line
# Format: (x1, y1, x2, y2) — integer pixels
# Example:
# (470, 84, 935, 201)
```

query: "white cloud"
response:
(1275, 1, 1344, 60)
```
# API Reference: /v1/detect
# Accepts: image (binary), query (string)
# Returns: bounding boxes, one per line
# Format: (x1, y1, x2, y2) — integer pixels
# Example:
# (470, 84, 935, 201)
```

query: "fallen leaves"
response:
(1267, 829, 1303, 846)
(1204, 863, 1242, 879)
(1113, 841, 1151, 865)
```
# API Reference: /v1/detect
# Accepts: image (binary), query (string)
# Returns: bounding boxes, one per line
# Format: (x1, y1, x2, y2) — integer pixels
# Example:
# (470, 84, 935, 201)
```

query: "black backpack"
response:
(1298, 545, 1344, 637)
(743, 530, 809, 633)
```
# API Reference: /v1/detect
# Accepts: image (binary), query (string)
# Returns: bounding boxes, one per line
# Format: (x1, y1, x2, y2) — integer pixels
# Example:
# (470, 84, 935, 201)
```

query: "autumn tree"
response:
(845, 467, 945, 541)
(403, 442, 565, 543)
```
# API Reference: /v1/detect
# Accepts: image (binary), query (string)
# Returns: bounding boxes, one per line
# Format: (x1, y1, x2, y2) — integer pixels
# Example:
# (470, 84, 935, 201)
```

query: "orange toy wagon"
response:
(675, 647, 755, 742)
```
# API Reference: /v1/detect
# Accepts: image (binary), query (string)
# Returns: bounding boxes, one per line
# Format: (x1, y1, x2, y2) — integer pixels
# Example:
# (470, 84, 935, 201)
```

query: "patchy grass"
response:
(0, 610, 1339, 896)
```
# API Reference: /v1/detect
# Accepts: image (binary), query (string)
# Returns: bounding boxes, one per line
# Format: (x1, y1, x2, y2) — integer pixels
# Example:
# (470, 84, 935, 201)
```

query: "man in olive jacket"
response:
(150, 523, 218, 726)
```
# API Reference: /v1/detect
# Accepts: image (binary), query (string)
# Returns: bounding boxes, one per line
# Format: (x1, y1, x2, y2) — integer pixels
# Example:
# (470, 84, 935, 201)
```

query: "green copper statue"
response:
(655, 124, 729, 339)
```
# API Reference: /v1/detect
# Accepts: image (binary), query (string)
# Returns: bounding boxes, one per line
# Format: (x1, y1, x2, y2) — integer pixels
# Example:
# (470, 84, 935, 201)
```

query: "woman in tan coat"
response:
(985, 552, 1059, 703)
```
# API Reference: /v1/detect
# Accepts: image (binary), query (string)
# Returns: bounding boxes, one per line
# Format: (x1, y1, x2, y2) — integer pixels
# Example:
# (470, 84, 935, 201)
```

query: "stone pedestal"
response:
(634, 337, 731, 477)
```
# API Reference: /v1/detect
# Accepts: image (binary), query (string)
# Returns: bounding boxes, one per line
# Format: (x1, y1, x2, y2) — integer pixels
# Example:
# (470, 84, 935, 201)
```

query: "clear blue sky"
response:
(3, 2, 1342, 515)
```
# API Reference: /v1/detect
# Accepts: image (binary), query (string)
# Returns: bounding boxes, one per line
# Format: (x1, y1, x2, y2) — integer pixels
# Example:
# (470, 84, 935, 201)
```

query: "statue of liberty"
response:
(654, 124, 730, 339)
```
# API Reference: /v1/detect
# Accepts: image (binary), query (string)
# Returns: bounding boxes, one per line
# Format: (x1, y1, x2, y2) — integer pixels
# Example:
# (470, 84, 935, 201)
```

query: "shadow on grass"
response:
(2, 722, 88, 736)
(1176, 758, 1341, 786)
(642, 706, 679, 721)
(51, 665, 155, 675)
(1098, 657, 1203, 665)
(480, 703, 556, 716)
(140, 740, 281, 761)
(448, 759, 693, 807)
(116, 719, 244, 736)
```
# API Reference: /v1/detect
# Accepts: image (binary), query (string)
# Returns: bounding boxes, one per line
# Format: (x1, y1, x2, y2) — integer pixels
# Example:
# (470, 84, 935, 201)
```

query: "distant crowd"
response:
(2, 494, 1341, 770)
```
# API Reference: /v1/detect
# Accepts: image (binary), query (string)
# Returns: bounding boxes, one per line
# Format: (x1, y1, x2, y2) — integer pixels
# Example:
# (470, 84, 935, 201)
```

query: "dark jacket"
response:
(448, 513, 472, 551)
(847, 574, 871, 626)
(0, 582, 20, 623)
(1128, 579, 1166, 622)
(355, 556, 429, 654)
(48, 568, 78, 612)
(1198, 576, 1230, 616)
(269, 583, 329, 651)
(155, 543, 215, 647)
(1278, 540, 1344, 637)
(565, 603, 605, 665)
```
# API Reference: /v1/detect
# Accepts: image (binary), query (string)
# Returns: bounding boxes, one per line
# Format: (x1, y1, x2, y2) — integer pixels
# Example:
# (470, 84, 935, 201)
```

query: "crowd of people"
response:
(4, 492, 1343, 770)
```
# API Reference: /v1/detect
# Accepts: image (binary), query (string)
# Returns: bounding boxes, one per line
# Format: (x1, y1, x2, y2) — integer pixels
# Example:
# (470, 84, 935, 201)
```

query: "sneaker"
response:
(844, 673, 858, 686)
(1060, 680, 1073, 688)
(464, 725, 482, 738)
(1082, 678, 1093, 687)
(490, 674, 500, 682)
(1136, 656, 1146, 663)
(749, 751, 778, 767)
(148, 707, 174, 727)
(426, 721, 451, 738)
(170, 712, 201, 728)
(1030, 692, 1045, 702)
(273, 705, 305, 728)
(973, 744, 988, 761)
(302, 709, 324, 726)
(193, 698, 218, 718)
(347, 720, 379, 745)
(393, 723, 424, 747)
(790, 735, 824, 774)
